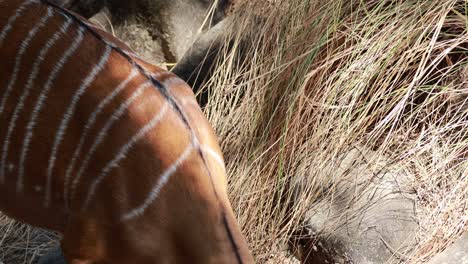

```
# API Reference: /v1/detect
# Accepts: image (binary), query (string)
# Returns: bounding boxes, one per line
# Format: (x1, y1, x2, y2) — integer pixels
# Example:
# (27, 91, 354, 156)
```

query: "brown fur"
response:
(0, 0, 253, 263)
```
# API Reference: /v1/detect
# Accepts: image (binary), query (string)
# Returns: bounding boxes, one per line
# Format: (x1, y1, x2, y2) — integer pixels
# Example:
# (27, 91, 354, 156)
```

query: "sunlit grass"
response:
(202, 0, 467, 262)
(0, 0, 466, 263)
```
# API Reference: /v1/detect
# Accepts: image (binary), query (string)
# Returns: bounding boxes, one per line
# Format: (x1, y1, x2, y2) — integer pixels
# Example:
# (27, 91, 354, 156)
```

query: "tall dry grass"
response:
(0, 0, 466, 263)
(0, 214, 58, 263)
(202, 0, 467, 262)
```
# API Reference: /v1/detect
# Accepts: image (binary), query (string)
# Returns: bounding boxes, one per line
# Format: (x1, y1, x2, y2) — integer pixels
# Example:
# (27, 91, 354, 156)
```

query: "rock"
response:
(60, 0, 226, 64)
(89, 8, 166, 67)
(89, 0, 231, 69)
(296, 148, 420, 263)
(171, 15, 235, 106)
(150, 0, 220, 60)
(103, 0, 227, 61)
(427, 233, 468, 264)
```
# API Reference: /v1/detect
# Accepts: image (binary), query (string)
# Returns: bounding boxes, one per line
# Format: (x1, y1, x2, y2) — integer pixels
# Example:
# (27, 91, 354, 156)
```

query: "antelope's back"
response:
(0, 0, 226, 231)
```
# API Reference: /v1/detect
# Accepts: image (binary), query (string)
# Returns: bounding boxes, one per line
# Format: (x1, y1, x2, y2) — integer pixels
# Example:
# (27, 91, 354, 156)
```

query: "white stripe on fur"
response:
(200, 145, 226, 172)
(82, 103, 170, 212)
(120, 137, 196, 221)
(69, 81, 152, 204)
(45, 46, 112, 208)
(16, 17, 73, 192)
(0, 0, 38, 45)
(0, 7, 53, 183)
(63, 69, 139, 205)
(19, 27, 85, 204)
(0, 7, 54, 114)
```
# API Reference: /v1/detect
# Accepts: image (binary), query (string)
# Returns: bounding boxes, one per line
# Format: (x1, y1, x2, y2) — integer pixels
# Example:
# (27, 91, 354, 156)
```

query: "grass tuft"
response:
(1, 0, 466, 263)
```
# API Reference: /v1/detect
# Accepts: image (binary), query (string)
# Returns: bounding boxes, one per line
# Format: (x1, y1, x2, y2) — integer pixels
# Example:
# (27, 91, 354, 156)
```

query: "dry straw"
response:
(1, 0, 466, 263)
(202, 0, 466, 262)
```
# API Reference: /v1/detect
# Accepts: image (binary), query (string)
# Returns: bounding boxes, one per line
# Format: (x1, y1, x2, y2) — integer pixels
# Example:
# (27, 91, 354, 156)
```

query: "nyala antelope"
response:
(0, 0, 254, 263)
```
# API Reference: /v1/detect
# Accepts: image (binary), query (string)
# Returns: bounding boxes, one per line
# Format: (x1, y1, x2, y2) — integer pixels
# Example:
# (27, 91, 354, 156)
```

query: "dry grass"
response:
(201, 0, 467, 262)
(0, 214, 58, 263)
(1, 0, 466, 263)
